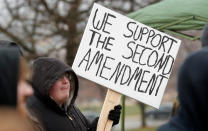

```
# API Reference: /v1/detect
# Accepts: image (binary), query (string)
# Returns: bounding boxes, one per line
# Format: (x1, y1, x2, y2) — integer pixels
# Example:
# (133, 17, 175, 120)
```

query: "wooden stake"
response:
(96, 89, 122, 131)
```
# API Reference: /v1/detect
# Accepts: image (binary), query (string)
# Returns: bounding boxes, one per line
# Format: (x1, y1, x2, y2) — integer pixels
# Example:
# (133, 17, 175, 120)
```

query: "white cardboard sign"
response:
(72, 3, 181, 108)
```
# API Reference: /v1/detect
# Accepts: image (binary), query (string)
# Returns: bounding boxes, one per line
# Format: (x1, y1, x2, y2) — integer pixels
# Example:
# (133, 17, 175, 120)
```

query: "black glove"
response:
(89, 105, 122, 131)
(108, 105, 122, 126)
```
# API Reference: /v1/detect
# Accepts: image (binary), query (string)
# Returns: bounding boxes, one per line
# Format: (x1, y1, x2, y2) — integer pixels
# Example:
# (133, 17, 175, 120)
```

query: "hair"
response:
(18, 57, 30, 82)
(201, 23, 208, 47)
(170, 98, 179, 117)
(64, 72, 75, 106)
(17, 57, 31, 117)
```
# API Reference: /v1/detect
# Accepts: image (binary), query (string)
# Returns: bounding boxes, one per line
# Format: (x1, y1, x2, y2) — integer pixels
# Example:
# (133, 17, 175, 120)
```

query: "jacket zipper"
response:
(66, 112, 78, 130)
(66, 113, 73, 120)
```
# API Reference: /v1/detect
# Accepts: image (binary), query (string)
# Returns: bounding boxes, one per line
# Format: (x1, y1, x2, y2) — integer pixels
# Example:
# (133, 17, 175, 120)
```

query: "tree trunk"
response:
(66, 37, 78, 66)
(66, 0, 82, 66)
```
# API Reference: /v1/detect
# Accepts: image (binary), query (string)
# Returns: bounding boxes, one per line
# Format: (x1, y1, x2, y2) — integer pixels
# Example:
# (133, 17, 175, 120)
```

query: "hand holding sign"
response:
(72, 3, 181, 131)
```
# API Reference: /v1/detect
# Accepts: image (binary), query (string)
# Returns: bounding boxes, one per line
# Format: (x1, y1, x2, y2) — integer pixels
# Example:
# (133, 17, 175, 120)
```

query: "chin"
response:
(63, 94, 69, 99)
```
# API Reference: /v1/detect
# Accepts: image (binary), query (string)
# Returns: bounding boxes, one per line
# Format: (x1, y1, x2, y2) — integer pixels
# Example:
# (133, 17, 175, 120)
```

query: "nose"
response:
(62, 75, 69, 84)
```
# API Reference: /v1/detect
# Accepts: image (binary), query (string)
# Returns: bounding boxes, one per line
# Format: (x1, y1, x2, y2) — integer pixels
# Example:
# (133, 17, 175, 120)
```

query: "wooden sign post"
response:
(96, 89, 121, 131)
(72, 3, 181, 131)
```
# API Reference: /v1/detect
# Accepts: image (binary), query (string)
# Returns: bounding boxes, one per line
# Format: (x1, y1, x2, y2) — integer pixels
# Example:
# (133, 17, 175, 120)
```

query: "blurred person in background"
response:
(0, 41, 34, 130)
(27, 57, 121, 131)
(169, 22, 208, 118)
(158, 48, 208, 131)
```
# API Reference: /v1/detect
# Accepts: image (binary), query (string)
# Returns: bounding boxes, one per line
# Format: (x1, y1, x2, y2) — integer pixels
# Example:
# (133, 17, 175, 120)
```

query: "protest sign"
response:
(72, 3, 181, 108)
(72, 3, 181, 131)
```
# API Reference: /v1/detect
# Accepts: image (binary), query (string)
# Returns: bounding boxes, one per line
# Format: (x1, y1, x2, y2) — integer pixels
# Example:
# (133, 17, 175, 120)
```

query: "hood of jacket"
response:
(158, 48, 208, 131)
(0, 40, 23, 55)
(32, 57, 79, 109)
(0, 45, 20, 107)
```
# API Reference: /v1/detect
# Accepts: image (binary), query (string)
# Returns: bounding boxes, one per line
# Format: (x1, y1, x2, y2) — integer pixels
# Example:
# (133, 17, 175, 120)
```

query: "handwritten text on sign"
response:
(72, 3, 181, 108)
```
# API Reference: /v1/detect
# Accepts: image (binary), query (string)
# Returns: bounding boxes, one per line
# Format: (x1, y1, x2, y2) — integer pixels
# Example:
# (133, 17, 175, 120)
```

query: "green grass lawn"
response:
(129, 127, 157, 131)
(81, 105, 158, 131)
(80, 105, 102, 112)
(125, 104, 140, 116)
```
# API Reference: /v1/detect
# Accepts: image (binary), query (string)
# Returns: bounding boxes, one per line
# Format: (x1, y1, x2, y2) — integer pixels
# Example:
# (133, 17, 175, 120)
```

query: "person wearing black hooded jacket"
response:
(26, 57, 121, 131)
(157, 48, 208, 131)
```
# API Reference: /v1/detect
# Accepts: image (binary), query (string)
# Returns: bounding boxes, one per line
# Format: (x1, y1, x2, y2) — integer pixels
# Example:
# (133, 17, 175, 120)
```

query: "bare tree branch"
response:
(0, 25, 35, 53)
(0, 0, 161, 63)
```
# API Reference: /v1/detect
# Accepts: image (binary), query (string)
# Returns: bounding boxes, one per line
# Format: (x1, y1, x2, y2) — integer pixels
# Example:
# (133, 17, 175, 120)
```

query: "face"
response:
(49, 73, 70, 105)
(17, 80, 34, 117)
(17, 80, 33, 104)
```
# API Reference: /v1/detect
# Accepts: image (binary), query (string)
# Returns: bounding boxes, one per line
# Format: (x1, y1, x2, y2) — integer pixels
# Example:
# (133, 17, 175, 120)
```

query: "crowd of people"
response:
(0, 23, 208, 131)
